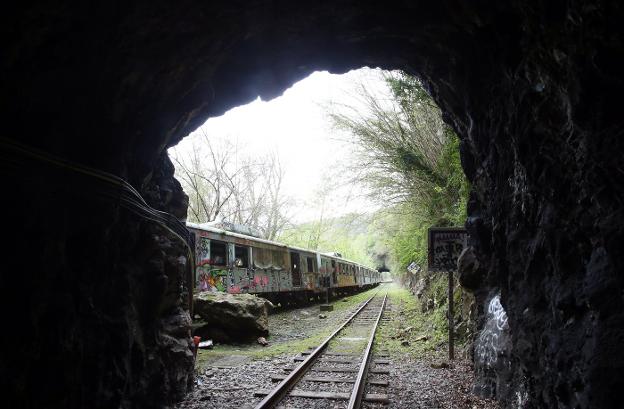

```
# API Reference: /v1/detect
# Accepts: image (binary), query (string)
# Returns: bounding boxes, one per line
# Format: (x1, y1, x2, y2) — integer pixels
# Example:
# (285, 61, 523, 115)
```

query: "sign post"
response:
(427, 227, 467, 360)
(448, 268, 454, 360)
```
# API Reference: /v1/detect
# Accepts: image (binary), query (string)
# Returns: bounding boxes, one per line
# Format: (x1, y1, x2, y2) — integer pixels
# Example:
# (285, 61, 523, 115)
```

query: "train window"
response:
(306, 257, 314, 273)
(198, 237, 210, 264)
(210, 240, 227, 266)
(253, 247, 270, 269)
(272, 250, 286, 270)
(234, 245, 249, 268)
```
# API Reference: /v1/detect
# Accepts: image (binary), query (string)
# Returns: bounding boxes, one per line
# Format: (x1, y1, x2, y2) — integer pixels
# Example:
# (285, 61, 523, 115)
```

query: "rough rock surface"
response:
(457, 247, 481, 291)
(2, 1, 623, 408)
(193, 292, 273, 342)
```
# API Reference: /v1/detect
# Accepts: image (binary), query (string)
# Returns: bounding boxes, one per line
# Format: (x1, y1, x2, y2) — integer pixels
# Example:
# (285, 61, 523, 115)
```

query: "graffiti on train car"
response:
(231, 273, 270, 294)
(198, 268, 274, 294)
(253, 275, 270, 287)
(198, 236, 210, 263)
(197, 268, 228, 292)
(188, 223, 382, 299)
(337, 275, 354, 286)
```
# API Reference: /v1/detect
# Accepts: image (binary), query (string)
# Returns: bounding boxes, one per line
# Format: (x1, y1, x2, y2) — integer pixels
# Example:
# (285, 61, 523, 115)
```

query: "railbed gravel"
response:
(175, 355, 292, 409)
(297, 380, 353, 392)
(176, 289, 499, 409)
(279, 396, 348, 409)
(361, 356, 499, 409)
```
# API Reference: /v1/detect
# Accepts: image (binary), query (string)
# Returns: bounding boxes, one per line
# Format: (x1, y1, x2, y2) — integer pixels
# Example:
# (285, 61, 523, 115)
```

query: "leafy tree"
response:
(328, 71, 469, 276)
(278, 212, 376, 267)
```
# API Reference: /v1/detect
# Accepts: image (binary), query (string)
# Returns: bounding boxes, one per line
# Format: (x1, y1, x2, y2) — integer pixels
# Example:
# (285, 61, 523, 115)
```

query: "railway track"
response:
(254, 291, 389, 408)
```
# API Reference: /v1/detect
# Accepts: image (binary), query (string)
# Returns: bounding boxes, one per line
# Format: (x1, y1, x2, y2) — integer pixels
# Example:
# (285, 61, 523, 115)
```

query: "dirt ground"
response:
(176, 284, 499, 409)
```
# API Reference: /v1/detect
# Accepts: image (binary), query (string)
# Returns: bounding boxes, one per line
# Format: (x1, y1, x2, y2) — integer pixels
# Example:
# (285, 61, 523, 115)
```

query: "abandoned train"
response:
(187, 222, 381, 304)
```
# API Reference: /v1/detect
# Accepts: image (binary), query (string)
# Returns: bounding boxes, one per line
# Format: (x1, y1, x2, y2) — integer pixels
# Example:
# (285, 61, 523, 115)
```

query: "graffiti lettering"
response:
(428, 228, 467, 271)
(475, 294, 510, 369)
(252, 275, 269, 287)
(197, 268, 228, 292)
(198, 237, 210, 264)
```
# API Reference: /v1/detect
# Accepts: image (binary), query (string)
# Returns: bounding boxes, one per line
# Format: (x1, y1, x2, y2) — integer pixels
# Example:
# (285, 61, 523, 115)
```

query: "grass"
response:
(194, 286, 381, 371)
(330, 286, 381, 311)
(195, 282, 464, 371)
(196, 282, 461, 370)
(194, 327, 335, 370)
(374, 282, 450, 359)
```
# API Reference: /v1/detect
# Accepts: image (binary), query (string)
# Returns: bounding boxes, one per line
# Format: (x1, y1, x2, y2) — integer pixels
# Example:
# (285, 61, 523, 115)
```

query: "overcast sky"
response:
(168, 67, 391, 223)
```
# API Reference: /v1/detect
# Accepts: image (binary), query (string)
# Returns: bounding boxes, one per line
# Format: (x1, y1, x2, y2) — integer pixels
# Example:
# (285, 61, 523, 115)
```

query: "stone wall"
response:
(2, 1, 623, 407)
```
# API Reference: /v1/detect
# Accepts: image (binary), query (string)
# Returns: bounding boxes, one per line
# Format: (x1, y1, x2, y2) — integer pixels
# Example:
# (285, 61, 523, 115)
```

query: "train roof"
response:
(186, 222, 377, 271)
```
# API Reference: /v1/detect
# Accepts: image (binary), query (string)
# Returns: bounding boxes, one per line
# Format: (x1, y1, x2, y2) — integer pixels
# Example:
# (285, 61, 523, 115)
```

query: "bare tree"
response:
(170, 130, 292, 239)
(258, 154, 291, 240)
(171, 133, 239, 223)
(276, 171, 339, 250)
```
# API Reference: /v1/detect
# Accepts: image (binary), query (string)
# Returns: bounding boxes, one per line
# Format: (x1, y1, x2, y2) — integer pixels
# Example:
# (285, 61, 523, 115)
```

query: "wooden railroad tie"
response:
(294, 356, 354, 363)
(282, 366, 390, 374)
(271, 374, 389, 386)
(254, 389, 389, 403)
(294, 356, 390, 365)
(302, 351, 358, 356)
(303, 350, 389, 358)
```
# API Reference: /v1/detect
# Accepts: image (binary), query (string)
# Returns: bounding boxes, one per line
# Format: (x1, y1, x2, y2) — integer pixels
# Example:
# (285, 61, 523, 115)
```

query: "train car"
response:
(187, 222, 380, 304)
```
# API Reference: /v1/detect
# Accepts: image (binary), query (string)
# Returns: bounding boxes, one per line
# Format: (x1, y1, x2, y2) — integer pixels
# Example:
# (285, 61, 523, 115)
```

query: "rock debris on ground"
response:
(176, 287, 499, 409)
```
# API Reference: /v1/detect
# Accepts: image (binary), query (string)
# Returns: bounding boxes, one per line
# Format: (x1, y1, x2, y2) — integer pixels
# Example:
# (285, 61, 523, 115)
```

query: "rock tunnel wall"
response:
(2, 1, 623, 408)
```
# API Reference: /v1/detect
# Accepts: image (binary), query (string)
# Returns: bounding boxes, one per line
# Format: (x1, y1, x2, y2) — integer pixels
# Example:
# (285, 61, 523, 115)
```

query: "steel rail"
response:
(253, 292, 381, 409)
(347, 293, 387, 409)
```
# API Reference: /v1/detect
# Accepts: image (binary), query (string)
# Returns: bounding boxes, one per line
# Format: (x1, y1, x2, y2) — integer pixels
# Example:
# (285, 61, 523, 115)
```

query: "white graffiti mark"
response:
(475, 294, 510, 369)
(489, 295, 509, 332)
(514, 387, 529, 409)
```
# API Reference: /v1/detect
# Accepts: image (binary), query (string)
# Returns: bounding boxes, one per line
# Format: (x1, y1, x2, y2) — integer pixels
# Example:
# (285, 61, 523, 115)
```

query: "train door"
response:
(331, 260, 337, 286)
(232, 244, 251, 293)
(305, 256, 316, 290)
(319, 256, 330, 288)
(290, 251, 302, 287)
(196, 238, 229, 292)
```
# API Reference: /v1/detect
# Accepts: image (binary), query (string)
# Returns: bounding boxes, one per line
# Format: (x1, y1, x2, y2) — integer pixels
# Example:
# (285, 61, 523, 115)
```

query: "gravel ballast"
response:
(176, 286, 499, 408)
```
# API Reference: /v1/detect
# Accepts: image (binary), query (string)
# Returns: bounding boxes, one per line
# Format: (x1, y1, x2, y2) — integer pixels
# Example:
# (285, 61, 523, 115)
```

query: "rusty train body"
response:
(187, 222, 380, 304)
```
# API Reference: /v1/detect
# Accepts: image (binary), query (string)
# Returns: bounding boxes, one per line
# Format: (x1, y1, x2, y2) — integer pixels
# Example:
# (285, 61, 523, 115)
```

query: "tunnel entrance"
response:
(3, 2, 624, 409)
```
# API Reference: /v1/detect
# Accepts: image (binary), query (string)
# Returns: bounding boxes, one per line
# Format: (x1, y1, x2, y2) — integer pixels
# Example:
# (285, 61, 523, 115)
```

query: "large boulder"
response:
(193, 292, 274, 343)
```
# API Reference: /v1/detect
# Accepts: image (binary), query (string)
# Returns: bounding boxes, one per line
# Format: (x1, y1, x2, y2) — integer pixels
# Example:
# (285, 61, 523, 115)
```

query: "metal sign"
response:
(427, 227, 467, 272)
(427, 226, 467, 361)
